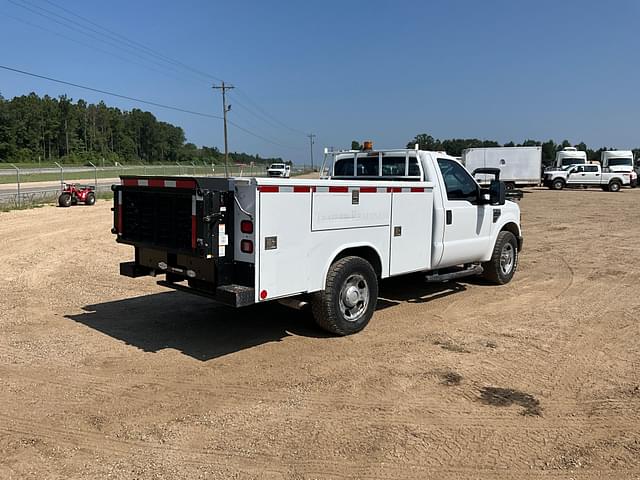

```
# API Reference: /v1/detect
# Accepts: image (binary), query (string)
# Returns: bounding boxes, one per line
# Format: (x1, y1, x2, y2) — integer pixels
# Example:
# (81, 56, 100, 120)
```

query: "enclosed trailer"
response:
(461, 146, 542, 189)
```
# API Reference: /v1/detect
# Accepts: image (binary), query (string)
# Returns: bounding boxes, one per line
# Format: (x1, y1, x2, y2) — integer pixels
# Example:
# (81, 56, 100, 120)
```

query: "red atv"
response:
(58, 183, 96, 207)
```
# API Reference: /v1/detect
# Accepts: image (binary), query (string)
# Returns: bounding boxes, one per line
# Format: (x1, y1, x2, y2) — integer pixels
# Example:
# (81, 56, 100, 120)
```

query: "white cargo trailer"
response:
(461, 146, 542, 190)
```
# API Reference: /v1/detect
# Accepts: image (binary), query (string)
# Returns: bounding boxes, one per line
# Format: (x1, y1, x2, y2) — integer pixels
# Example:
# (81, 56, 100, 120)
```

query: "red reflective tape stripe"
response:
(148, 178, 165, 188)
(122, 179, 137, 186)
(387, 187, 401, 193)
(360, 187, 377, 193)
(329, 186, 349, 193)
(259, 185, 279, 192)
(411, 187, 425, 192)
(176, 180, 196, 189)
(117, 204, 123, 233)
(191, 215, 197, 249)
(293, 186, 312, 193)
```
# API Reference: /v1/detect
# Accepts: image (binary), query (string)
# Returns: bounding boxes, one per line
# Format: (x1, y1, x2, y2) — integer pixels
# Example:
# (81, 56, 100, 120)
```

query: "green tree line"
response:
(0, 92, 285, 165)
(405, 134, 640, 166)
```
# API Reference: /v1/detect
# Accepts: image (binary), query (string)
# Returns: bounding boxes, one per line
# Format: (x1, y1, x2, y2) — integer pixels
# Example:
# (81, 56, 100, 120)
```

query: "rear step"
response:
(425, 265, 483, 283)
(157, 280, 254, 307)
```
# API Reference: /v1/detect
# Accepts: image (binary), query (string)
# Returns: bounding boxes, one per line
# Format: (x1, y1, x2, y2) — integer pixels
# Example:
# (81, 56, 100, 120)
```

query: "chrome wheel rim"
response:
(339, 274, 369, 322)
(500, 243, 515, 275)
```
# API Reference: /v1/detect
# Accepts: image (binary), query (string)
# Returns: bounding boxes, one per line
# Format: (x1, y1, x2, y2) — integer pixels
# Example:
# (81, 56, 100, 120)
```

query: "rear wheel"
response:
(552, 179, 565, 190)
(482, 231, 518, 285)
(85, 192, 96, 205)
(311, 256, 378, 336)
(609, 180, 621, 192)
(505, 182, 516, 191)
(58, 193, 72, 207)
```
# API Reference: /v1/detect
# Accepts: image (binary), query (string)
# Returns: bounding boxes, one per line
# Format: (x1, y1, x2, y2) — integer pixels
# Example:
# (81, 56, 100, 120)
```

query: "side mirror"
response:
(489, 180, 506, 205)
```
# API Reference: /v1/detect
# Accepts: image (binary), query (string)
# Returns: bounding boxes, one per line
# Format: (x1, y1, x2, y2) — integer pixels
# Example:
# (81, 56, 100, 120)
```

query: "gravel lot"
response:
(1, 188, 639, 479)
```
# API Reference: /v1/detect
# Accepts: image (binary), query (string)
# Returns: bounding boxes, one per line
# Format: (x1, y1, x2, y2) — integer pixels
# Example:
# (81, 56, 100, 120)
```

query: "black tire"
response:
(58, 193, 72, 207)
(608, 180, 621, 192)
(482, 231, 518, 285)
(85, 192, 96, 205)
(311, 256, 378, 336)
(505, 182, 516, 191)
(552, 179, 565, 190)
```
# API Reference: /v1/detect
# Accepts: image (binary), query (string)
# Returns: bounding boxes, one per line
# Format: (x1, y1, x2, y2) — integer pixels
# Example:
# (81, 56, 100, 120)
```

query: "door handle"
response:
(446, 210, 452, 225)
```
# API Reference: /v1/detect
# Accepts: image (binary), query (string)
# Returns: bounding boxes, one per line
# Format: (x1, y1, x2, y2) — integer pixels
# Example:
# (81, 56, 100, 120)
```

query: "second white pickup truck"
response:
(113, 147, 523, 335)
(543, 163, 630, 191)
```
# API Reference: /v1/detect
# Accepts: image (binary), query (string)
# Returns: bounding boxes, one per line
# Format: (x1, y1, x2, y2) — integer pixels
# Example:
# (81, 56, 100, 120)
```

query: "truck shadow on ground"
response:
(66, 277, 468, 361)
(66, 292, 328, 361)
(377, 274, 467, 309)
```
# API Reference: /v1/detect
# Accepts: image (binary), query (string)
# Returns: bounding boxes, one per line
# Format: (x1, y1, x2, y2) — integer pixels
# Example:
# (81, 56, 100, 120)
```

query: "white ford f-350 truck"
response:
(543, 163, 630, 191)
(112, 147, 523, 335)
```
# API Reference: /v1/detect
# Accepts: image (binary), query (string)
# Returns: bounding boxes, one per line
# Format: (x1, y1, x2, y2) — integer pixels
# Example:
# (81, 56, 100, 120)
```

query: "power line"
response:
(2, 11, 202, 86)
(234, 87, 309, 136)
(11, 0, 311, 141)
(0, 64, 222, 119)
(40, 0, 223, 83)
(8, 0, 204, 85)
(0, 64, 304, 150)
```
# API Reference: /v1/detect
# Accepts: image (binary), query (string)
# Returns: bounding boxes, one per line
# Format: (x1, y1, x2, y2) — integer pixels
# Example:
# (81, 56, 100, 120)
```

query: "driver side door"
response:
(436, 158, 492, 268)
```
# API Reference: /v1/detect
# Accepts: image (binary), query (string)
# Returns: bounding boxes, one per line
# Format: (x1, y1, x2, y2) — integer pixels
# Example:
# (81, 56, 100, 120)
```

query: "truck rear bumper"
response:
(157, 280, 255, 307)
(120, 261, 155, 278)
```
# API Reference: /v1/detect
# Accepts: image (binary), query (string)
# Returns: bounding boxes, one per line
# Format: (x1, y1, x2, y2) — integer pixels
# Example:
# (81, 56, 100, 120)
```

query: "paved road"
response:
(0, 178, 118, 195)
(0, 166, 122, 176)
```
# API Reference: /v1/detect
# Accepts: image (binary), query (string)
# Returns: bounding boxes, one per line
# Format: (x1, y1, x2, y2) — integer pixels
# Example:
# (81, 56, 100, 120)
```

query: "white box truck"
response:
(461, 146, 542, 190)
(112, 147, 523, 336)
(601, 150, 637, 187)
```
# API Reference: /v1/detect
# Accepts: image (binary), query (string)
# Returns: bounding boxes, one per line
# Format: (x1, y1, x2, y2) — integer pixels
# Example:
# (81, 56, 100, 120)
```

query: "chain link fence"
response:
(0, 163, 316, 209)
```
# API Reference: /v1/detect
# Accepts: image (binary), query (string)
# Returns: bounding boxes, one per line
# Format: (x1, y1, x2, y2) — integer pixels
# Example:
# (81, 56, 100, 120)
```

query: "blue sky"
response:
(1, 0, 638, 162)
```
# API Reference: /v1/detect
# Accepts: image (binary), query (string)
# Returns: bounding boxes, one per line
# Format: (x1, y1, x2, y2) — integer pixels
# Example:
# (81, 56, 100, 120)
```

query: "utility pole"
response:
(307, 133, 316, 171)
(212, 81, 234, 177)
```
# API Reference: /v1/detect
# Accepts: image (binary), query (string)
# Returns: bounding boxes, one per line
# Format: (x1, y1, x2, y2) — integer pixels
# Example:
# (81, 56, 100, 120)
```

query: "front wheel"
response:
(482, 231, 518, 285)
(58, 193, 72, 207)
(311, 256, 378, 336)
(85, 192, 96, 205)
(552, 179, 565, 190)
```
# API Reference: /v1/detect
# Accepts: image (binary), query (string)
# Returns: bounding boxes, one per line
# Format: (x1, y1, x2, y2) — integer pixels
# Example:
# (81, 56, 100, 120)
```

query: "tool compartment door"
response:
(258, 188, 311, 299)
(389, 188, 433, 275)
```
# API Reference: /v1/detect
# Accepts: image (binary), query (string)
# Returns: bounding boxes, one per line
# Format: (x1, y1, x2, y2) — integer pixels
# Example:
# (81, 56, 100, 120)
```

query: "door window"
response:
(437, 158, 478, 202)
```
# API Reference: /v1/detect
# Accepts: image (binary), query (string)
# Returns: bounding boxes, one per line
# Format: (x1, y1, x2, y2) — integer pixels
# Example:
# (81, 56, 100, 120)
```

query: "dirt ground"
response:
(1, 188, 639, 479)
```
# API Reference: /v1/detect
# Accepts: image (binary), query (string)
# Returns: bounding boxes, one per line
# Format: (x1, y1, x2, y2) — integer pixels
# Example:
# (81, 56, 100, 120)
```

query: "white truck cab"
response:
(601, 150, 637, 187)
(113, 147, 523, 336)
(554, 147, 588, 168)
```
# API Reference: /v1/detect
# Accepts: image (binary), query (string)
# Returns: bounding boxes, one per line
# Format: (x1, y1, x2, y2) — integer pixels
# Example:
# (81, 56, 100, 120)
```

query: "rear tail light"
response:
(240, 220, 254, 234)
(240, 240, 254, 254)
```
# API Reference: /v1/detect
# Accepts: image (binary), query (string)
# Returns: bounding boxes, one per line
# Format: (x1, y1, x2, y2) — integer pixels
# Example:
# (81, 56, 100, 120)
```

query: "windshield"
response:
(270, 164, 285, 169)
(606, 158, 632, 167)
(560, 158, 585, 167)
